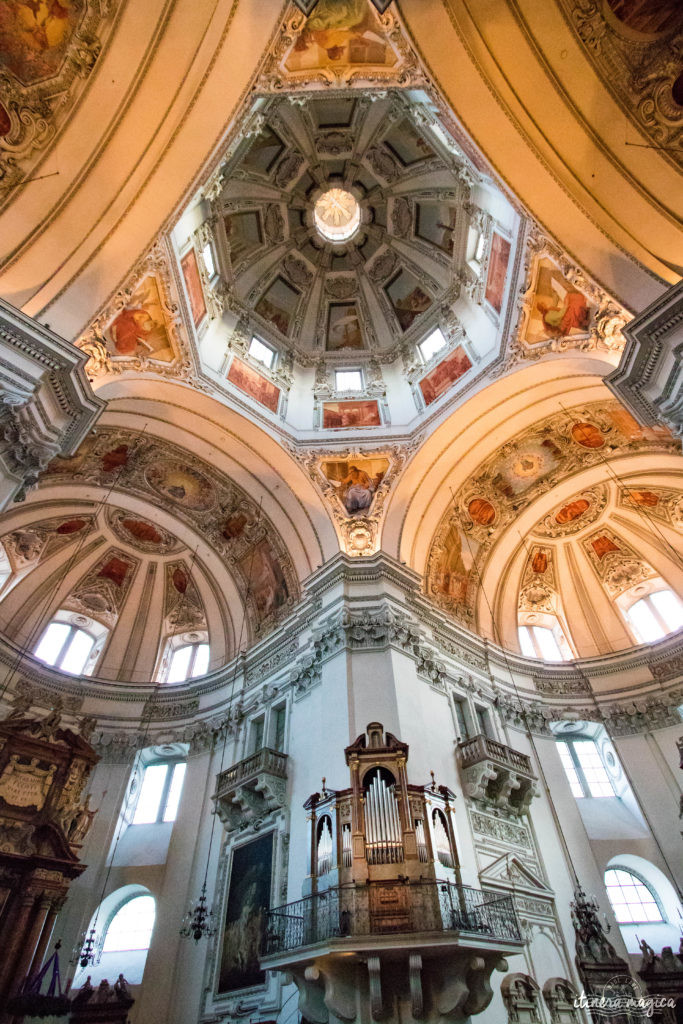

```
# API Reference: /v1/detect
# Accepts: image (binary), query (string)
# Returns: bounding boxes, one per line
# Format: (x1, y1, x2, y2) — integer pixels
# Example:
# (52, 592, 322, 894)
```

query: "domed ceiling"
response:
(424, 399, 683, 657)
(209, 90, 469, 357)
(0, 426, 303, 680)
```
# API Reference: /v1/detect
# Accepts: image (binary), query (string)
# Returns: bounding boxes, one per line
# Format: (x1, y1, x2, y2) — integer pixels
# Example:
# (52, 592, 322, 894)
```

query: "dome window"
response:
(335, 369, 362, 391)
(418, 327, 447, 363)
(201, 242, 217, 280)
(34, 615, 107, 676)
(517, 622, 572, 661)
(166, 641, 210, 683)
(604, 868, 663, 924)
(249, 336, 276, 369)
(623, 588, 682, 644)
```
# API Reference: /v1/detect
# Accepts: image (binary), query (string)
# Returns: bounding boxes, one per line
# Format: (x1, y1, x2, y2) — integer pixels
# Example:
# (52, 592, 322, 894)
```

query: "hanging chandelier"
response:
(180, 882, 217, 943)
(73, 925, 99, 969)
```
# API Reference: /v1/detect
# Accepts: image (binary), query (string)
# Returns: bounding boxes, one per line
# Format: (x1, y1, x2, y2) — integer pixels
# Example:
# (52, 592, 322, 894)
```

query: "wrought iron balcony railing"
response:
(458, 734, 533, 776)
(262, 881, 521, 956)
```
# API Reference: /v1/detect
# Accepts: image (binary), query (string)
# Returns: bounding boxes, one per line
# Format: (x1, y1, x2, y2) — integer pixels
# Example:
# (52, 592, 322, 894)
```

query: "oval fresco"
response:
(555, 498, 590, 525)
(571, 422, 605, 449)
(121, 518, 163, 545)
(468, 498, 496, 526)
(145, 460, 215, 510)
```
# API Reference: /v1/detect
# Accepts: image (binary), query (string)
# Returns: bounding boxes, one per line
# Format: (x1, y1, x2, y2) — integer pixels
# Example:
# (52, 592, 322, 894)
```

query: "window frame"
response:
(418, 326, 447, 364)
(335, 368, 363, 392)
(101, 893, 157, 954)
(556, 738, 615, 799)
(604, 866, 665, 925)
(248, 335, 277, 370)
(624, 589, 683, 644)
(201, 241, 218, 283)
(131, 760, 187, 825)
(518, 621, 572, 662)
(453, 696, 470, 741)
(271, 704, 287, 752)
(163, 640, 210, 683)
(248, 715, 265, 755)
(35, 619, 103, 676)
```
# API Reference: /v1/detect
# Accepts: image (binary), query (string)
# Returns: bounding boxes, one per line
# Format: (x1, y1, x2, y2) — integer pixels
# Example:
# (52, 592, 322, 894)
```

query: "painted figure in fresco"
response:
(536, 289, 589, 337)
(339, 465, 374, 514)
(109, 307, 154, 356)
(555, 499, 590, 524)
(294, 0, 380, 62)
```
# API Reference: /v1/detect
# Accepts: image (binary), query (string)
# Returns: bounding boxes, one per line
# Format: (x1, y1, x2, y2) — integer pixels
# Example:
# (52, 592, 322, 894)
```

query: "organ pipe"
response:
(365, 773, 403, 864)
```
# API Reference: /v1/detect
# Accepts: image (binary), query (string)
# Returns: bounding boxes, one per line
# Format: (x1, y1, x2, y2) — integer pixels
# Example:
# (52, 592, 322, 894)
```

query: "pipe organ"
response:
(303, 722, 460, 895)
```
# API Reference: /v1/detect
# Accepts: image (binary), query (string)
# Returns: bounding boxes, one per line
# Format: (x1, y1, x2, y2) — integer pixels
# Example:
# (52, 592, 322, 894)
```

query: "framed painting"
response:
(285, 0, 397, 73)
(415, 202, 457, 255)
(238, 540, 289, 619)
(525, 258, 592, 344)
(327, 302, 364, 350)
(224, 211, 263, 263)
(180, 249, 207, 327)
(104, 276, 174, 362)
(322, 401, 381, 429)
(255, 277, 300, 336)
(320, 457, 389, 515)
(484, 232, 511, 314)
(218, 833, 274, 993)
(240, 126, 285, 175)
(419, 346, 472, 405)
(227, 358, 280, 413)
(384, 269, 432, 332)
(383, 118, 434, 166)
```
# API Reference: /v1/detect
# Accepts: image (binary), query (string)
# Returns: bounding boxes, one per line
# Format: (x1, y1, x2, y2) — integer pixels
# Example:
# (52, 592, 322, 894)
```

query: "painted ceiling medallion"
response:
(106, 508, 182, 554)
(314, 189, 361, 243)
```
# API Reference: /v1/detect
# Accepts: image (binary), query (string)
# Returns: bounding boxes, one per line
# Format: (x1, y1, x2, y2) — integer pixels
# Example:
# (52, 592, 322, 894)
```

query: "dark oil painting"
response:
(218, 833, 274, 992)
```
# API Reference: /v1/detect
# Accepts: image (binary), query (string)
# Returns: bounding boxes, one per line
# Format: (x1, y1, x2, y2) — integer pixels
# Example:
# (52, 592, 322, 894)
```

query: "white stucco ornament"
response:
(314, 188, 361, 243)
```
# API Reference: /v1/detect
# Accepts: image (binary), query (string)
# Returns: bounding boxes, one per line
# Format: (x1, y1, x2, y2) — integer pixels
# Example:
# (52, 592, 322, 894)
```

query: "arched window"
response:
(555, 737, 615, 798)
(72, 887, 156, 991)
(34, 615, 106, 676)
(131, 761, 186, 824)
(623, 588, 683, 644)
(102, 895, 156, 951)
(518, 623, 571, 662)
(604, 868, 663, 924)
(166, 641, 210, 683)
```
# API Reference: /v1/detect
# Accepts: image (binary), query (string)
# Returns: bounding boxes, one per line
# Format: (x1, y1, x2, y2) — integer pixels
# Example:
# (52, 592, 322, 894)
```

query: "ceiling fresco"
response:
(425, 400, 680, 633)
(557, 0, 683, 169)
(202, 89, 471, 359)
(41, 428, 299, 636)
(0, 0, 119, 193)
(76, 242, 195, 382)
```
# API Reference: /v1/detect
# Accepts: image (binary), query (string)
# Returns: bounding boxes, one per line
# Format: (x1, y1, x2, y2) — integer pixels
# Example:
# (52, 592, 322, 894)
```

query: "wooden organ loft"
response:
(303, 723, 462, 905)
(261, 724, 524, 1024)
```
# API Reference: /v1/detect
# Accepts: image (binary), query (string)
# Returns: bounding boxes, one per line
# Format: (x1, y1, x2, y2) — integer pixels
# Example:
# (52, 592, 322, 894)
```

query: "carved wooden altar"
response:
(0, 710, 99, 1020)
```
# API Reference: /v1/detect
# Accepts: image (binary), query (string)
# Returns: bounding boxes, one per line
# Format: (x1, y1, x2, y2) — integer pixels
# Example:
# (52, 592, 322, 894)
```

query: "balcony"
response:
(214, 747, 287, 833)
(457, 734, 538, 815)
(263, 881, 521, 957)
(261, 882, 522, 1022)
